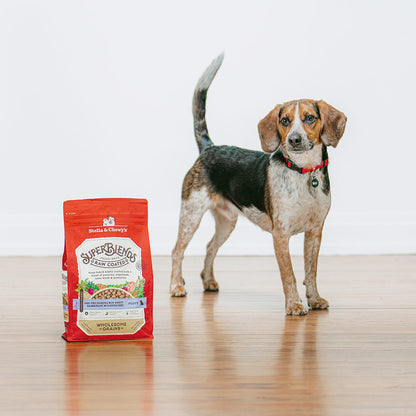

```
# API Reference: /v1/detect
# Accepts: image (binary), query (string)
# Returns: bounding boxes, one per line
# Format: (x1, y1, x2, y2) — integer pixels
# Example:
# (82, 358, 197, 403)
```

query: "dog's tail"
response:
(192, 53, 224, 153)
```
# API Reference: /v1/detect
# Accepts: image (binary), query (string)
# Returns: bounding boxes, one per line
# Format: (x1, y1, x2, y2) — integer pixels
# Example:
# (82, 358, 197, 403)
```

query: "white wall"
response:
(0, 0, 415, 256)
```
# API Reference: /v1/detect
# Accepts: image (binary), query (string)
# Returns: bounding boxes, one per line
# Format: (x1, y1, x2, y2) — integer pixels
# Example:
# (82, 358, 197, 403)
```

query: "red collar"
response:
(284, 157, 329, 174)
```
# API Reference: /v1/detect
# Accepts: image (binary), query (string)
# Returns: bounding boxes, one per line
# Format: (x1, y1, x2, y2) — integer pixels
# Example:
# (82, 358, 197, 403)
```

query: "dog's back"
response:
(189, 54, 270, 213)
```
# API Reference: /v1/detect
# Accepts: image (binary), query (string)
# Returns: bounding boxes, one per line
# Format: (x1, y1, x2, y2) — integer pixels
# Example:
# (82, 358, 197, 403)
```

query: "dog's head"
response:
(258, 100, 347, 153)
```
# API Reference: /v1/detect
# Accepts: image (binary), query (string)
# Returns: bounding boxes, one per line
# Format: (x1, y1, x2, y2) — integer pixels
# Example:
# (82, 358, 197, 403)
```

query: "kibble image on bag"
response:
(62, 198, 153, 341)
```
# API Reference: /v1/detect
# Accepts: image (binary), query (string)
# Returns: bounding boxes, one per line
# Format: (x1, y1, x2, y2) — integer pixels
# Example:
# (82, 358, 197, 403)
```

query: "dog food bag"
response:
(62, 198, 153, 341)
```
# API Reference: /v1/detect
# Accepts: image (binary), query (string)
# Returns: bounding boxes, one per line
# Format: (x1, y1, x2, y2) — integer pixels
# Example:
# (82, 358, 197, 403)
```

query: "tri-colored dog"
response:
(170, 54, 347, 315)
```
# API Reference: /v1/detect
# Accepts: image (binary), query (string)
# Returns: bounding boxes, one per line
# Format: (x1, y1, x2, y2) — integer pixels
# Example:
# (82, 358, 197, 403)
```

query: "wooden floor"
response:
(0, 255, 415, 415)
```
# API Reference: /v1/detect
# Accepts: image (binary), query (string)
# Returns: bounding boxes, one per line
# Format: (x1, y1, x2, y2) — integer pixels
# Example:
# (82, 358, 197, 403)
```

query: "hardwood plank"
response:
(0, 255, 415, 415)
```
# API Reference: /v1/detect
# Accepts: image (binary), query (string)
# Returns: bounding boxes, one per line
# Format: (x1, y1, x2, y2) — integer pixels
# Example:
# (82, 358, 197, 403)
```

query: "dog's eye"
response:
(280, 117, 290, 127)
(304, 115, 316, 124)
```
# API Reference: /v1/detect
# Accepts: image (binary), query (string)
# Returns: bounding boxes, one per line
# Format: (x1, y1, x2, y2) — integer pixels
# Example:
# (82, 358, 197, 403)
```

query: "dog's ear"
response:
(258, 105, 282, 153)
(316, 100, 347, 147)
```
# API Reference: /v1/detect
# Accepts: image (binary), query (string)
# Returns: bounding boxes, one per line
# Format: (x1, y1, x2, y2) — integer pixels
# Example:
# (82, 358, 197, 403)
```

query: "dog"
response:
(170, 54, 347, 315)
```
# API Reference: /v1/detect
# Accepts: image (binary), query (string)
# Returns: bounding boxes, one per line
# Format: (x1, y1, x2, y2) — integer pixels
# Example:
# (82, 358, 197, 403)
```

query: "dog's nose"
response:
(288, 133, 302, 147)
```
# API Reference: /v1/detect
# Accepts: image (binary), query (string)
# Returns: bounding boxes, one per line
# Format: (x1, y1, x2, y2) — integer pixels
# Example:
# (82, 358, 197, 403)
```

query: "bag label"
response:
(75, 237, 146, 336)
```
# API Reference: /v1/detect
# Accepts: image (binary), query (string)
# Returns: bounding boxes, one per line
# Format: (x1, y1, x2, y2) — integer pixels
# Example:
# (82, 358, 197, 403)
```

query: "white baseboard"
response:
(0, 211, 414, 256)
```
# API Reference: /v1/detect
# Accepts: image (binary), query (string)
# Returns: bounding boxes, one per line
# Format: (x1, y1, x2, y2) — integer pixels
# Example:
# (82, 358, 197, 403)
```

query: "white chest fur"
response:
(267, 160, 331, 236)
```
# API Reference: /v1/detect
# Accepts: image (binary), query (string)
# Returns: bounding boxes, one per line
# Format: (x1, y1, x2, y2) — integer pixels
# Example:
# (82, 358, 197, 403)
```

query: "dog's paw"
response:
(170, 284, 187, 297)
(308, 297, 329, 310)
(201, 272, 219, 292)
(203, 280, 219, 292)
(286, 302, 309, 316)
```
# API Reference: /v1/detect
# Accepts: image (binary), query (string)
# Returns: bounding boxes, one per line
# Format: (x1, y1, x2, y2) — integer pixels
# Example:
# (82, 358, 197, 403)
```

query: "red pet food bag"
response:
(62, 198, 153, 341)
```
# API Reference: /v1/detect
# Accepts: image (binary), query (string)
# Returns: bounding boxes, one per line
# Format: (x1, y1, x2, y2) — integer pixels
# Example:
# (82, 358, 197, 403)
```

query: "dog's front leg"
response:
(303, 227, 329, 310)
(273, 232, 309, 315)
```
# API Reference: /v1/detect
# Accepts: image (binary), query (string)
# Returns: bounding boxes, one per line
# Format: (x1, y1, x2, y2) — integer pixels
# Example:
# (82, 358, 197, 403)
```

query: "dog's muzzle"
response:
(287, 133, 314, 153)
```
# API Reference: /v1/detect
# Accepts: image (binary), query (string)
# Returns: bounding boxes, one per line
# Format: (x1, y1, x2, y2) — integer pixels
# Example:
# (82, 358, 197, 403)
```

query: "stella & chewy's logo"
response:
(103, 216, 115, 226)
(80, 242, 137, 268)
(88, 216, 128, 234)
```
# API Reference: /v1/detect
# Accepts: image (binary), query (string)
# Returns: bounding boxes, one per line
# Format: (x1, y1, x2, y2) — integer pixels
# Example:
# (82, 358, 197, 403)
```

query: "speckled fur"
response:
(170, 55, 347, 315)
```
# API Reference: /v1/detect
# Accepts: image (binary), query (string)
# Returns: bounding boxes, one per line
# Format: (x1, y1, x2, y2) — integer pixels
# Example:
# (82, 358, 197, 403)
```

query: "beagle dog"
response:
(170, 54, 347, 315)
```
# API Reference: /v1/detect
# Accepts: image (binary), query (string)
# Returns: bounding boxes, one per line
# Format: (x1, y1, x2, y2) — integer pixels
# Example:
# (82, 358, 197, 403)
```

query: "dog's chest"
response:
(268, 164, 331, 235)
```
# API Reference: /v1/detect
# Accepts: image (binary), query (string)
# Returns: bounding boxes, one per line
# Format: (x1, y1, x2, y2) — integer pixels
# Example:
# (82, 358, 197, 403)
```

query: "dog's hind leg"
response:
(171, 189, 210, 297)
(201, 206, 238, 292)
